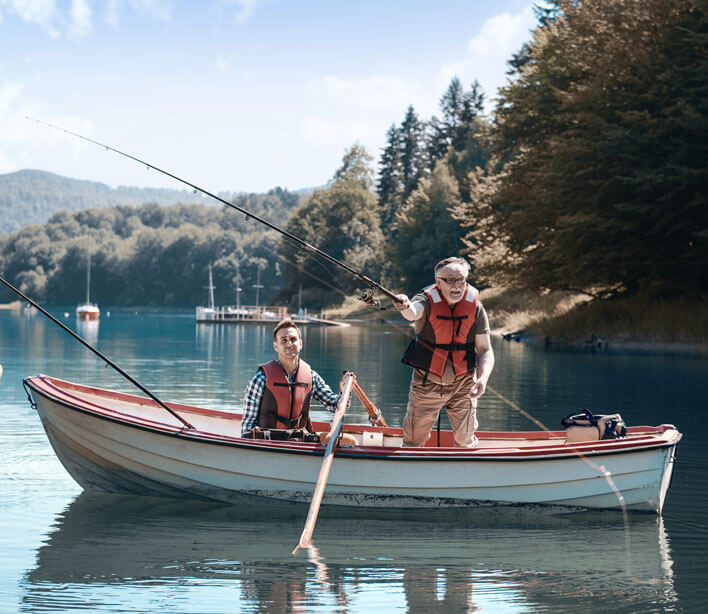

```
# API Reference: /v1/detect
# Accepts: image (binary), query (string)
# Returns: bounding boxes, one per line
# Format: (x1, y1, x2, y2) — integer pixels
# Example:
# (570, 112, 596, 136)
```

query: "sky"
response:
(0, 0, 539, 194)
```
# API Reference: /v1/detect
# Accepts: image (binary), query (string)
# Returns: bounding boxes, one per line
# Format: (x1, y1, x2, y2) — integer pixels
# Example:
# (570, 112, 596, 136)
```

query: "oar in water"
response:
(292, 371, 356, 555)
(352, 380, 388, 427)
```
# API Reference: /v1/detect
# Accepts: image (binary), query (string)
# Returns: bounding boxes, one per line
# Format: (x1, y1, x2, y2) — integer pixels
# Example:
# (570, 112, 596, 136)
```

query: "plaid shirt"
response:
(240, 360, 340, 434)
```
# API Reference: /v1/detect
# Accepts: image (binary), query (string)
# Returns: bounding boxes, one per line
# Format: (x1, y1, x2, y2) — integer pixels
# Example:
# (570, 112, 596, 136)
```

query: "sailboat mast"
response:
(86, 242, 91, 304)
(207, 264, 216, 310)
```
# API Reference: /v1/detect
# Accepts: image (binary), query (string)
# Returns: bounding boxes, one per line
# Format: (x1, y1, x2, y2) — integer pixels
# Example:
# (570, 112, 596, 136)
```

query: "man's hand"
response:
(469, 377, 488, 399)
(393, 294, 411, 312)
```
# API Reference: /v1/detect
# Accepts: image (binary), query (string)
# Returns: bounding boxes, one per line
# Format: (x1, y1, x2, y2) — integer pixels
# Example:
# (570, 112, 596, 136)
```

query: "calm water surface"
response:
(1, 307, 706, 613)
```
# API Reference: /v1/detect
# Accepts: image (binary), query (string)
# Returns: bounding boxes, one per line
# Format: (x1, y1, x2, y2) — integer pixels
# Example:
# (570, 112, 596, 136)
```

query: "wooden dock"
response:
(195, 306, 349, 327)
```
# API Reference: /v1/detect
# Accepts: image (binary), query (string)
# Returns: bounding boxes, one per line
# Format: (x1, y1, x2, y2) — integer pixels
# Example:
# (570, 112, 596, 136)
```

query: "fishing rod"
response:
(0, 277, 195, 430)
(26, 117, 400, 309)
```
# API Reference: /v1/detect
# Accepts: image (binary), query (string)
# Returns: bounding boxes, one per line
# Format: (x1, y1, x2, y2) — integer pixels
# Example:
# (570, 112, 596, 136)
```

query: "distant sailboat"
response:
(195, 264, 217, 321)
(76, 243, 100, 321)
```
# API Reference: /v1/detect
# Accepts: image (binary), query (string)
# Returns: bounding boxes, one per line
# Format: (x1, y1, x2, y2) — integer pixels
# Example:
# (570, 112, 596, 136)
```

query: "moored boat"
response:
(24, 374, 681, 514)
(76, 302, 100, 321)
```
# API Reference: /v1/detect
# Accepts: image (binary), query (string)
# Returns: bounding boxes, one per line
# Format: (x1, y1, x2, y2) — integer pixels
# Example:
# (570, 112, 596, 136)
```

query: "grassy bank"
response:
(325, 288, 708, 356)
(482, 288, 708, 355)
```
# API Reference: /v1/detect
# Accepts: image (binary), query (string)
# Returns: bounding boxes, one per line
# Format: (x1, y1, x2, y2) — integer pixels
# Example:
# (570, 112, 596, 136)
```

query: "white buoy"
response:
(0, 364, 3, 378)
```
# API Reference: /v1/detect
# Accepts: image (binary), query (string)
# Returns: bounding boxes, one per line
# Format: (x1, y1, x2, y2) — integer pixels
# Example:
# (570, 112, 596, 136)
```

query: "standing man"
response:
(240, 319, 341, 438)
(394, 257, 494, 447)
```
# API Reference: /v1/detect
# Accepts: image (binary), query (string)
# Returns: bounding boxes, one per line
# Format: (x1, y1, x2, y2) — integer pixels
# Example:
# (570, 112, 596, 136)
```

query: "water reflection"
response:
(23, 492, 678, 613)
(75, 318, 99, 346)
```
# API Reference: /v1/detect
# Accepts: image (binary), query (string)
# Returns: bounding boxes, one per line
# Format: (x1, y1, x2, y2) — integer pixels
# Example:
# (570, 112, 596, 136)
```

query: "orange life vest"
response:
(401, 284, 478, 378)
(257, 360, 313, 429)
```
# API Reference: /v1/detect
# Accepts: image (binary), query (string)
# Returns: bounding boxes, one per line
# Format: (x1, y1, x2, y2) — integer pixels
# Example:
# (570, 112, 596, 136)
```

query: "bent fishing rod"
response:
(0, 277, 195, 430)
(27, 117, 399, 309)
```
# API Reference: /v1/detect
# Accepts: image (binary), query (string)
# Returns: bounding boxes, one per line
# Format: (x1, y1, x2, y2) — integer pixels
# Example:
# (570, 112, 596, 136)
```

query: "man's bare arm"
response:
(470, 333, 494, 399)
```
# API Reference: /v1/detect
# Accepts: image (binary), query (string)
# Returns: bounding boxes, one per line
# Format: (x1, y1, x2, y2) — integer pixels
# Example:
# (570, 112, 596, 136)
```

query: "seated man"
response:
(240, 319, 341, 438)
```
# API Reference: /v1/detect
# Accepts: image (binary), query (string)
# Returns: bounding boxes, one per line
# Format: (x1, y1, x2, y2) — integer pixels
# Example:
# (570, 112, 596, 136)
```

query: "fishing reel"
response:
(357, 288, 383, 310)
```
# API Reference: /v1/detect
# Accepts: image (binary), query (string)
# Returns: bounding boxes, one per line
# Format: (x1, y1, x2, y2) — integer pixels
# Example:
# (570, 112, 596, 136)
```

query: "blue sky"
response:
(0, 0, 538, 194)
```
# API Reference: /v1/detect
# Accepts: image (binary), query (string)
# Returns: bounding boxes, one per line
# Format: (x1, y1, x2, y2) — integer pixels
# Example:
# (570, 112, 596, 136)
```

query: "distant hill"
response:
(0, 169, 226, 235)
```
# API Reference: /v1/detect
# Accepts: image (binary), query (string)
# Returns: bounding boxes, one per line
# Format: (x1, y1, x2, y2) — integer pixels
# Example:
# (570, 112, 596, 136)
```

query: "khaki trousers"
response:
(402, 372, 479, 448)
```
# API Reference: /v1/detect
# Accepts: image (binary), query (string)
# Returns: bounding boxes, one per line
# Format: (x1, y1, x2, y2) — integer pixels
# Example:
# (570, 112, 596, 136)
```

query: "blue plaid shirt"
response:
(240, 360, 340, 434)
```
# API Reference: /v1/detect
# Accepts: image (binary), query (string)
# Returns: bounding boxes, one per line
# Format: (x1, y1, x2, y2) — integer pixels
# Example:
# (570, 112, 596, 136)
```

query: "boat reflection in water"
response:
(75, 318, 99, 346)
(24, 493, 678, 613)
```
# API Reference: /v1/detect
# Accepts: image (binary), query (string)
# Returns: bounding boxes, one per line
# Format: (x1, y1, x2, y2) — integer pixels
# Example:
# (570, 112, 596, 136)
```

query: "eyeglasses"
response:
(437, 277, 467, 287)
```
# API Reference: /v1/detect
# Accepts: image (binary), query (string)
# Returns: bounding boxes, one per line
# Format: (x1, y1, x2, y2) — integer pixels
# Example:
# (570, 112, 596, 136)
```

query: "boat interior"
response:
(29, 375, 677, 452)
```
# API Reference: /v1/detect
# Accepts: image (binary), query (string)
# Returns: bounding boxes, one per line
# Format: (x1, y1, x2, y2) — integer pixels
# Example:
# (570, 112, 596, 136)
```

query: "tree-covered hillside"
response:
(0, 169, 217, 235)
(0, 189, 301, 307)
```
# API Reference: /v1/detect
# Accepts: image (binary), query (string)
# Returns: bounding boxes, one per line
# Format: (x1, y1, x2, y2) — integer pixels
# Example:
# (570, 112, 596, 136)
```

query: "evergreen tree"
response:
(399, 105, 427, 201)
(427, 78, 488, 168)
(376, 124, 403, 231)
(387, 161, 466, 294)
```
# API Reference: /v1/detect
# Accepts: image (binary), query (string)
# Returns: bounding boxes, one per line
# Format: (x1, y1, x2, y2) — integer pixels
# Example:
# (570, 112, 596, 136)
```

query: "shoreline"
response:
(493, 328, 708, 358)
(332, 295, 708, 358)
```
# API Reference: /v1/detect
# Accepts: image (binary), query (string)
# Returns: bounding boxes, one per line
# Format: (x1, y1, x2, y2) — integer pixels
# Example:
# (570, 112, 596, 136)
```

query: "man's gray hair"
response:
(434, 257, 470, 276)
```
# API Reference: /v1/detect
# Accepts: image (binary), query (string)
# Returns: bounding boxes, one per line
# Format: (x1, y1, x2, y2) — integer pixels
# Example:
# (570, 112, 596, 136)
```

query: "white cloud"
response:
(299, 74, 432, 150)
(68, 0, 91, 38)
(0, 80, 92, 174)
(212, 0, 260, 26)
(231, 0, 258, 25)
(215, 52, 240, 72)
(0, 0, 173, 34)
(0, 0, 60, 37)
(438, 6, 537, 111)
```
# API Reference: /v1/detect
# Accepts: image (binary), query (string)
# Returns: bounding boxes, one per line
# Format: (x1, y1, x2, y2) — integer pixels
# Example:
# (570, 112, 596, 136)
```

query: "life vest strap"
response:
(436, 313, 469, 335)
(431, 341, 476, 351)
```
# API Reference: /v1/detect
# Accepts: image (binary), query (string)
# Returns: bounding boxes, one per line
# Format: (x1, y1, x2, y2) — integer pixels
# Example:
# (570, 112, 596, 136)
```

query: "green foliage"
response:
(376, 124, 403, 231)
(376, 106, 428, 233)
(279, 145, 385, 307)
(388, 161, 466, 294)
(0, 169, 211, 235)
(0, 190, 301, 306)
(377, 80, 492, 294)
(469, 0, 708, 299)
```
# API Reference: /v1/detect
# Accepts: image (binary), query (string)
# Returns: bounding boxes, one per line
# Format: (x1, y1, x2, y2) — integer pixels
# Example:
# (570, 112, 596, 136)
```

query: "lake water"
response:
(1, 306, 707, 613)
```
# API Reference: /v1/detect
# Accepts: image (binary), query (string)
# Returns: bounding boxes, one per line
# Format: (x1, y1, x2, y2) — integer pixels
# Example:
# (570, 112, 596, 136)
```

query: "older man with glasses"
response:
(394, 257, 495, 447)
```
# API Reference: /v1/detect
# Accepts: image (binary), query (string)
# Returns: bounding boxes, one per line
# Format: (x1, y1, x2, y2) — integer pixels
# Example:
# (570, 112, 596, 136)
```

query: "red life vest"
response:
(257, 360, 313, 430)
(401, 284, 479, 378)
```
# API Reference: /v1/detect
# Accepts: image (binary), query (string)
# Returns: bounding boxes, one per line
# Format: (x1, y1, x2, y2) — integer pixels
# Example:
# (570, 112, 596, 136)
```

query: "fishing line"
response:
(27, 116, 398, 309)
(0, 276, 195, 430)
(353, 295, 632, 519)
(26, 117, 631, 522)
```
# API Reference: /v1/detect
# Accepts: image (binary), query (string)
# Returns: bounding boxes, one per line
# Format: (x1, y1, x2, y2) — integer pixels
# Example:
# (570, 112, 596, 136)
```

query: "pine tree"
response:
(399, 105, 427, 201)
(376, 124, 403, 231)
(387, 161, 466, 293)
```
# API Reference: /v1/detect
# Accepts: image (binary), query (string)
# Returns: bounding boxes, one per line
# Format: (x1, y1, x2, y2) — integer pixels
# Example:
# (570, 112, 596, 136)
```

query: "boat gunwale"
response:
(25, 374, 682, 462)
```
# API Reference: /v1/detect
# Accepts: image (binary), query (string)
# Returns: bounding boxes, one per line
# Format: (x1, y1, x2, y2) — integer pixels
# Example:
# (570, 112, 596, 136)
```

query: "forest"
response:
(0, 169, 211, 234)
(1, 0, 706, 321)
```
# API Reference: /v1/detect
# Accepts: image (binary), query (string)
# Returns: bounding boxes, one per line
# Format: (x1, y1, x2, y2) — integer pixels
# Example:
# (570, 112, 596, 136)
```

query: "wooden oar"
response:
(292, 371, 356, 555)
(352, 380, 388, 427)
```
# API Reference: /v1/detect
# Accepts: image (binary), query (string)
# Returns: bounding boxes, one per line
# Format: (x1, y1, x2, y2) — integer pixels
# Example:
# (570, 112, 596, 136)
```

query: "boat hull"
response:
(76, 303, 100, 321)
(26, 376, 681, 513)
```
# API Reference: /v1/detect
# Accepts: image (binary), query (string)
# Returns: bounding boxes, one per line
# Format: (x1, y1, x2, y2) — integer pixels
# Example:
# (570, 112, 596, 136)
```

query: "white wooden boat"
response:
(75, 302, 100, 321)
(24, 374, 681, 513)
